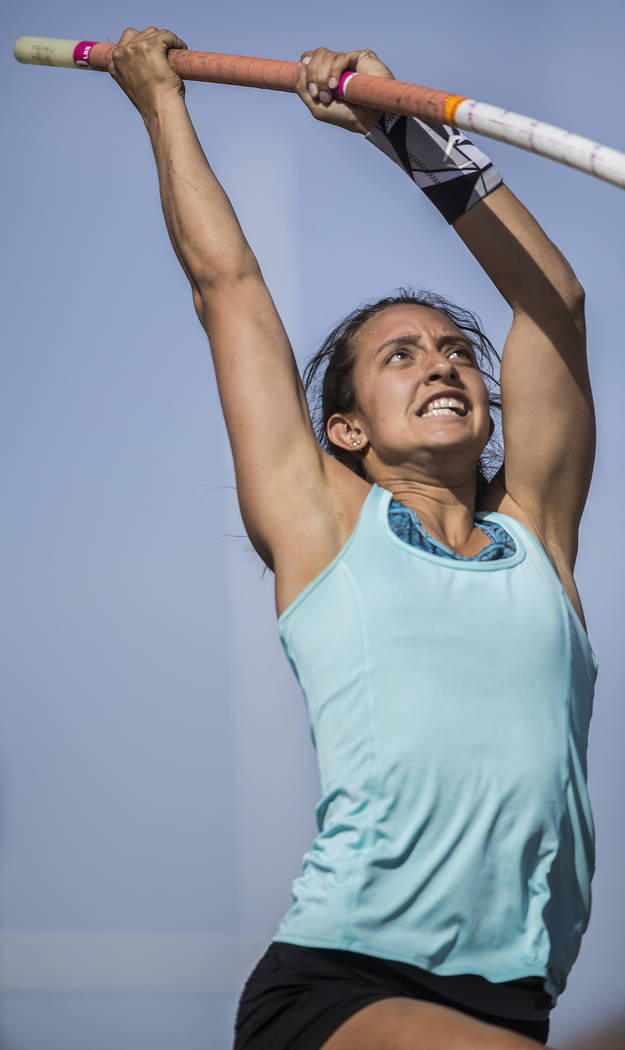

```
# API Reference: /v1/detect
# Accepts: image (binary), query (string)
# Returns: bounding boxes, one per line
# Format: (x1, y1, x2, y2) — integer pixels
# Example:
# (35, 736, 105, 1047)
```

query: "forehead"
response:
(355, 304, 466, 351)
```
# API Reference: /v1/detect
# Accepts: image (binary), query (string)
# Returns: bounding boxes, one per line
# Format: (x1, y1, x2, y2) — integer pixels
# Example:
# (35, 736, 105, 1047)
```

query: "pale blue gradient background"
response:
(2, 0, 624, 1047)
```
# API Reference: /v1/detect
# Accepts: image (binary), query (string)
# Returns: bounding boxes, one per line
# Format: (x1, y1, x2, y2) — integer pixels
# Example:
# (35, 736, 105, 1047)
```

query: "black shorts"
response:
(233, 941, 552, 1050)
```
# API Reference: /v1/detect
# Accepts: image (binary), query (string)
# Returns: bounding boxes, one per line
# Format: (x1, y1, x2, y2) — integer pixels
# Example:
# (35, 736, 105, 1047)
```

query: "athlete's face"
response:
(331, 305, 493, 479)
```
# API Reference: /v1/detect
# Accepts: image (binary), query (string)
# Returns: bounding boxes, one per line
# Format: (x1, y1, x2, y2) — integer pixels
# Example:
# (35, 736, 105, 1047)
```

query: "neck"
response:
(375, 472, 479, 550)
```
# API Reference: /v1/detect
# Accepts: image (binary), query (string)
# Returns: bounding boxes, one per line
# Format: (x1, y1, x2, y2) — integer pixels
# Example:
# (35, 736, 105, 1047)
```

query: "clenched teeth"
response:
(420, 397, 468, 417)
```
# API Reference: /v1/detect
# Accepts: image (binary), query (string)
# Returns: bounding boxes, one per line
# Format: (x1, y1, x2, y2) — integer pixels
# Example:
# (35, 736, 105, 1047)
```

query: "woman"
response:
(109, 28, 597, 1050)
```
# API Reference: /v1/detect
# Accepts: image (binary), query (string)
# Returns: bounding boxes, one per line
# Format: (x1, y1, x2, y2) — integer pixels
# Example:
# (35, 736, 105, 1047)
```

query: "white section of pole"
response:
(454, 99, 625, 189)
(14, 36, 81, 68)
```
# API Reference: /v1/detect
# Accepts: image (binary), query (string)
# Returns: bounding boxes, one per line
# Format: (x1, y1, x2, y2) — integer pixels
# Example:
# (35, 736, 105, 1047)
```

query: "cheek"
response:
(354, 366, 416, 434)
(479, 391, 495, 439)
(352, 374, 392, 428)
(368, 382, 408, 427)
(475, 378, 491, 412)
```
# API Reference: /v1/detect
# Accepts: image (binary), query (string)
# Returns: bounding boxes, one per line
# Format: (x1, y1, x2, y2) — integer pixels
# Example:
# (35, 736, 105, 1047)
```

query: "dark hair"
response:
(303, 288, 503, 497)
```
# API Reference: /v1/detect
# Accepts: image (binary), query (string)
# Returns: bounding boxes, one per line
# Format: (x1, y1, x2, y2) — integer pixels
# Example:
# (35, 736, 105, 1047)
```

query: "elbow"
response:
(512, 276, 586, 346)
(194, 252, 261, 297)
(568, 280, 586, 337)
(569, 279, 585, 315)
(549, 262, 585, 317)
(539, 272, 586, 331)
(191, 259, 262, 323)
(192, 285, 204, 320)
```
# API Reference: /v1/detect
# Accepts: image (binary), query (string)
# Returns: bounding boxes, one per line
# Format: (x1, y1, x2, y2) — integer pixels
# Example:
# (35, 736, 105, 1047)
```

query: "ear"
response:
(327, 412, 369, 453)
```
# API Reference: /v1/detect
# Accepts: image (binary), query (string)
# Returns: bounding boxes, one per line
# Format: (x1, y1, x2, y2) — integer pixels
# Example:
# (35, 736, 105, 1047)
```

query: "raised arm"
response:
(366, 108, 594, 571)
(108, 28, 332, 567)
(453, 187, 593, 570)
(297, 49, 595, 573)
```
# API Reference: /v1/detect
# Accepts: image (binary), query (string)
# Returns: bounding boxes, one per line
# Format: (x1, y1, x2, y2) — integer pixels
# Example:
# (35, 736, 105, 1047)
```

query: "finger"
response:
(295, 59, 309, 98)
(295, 47, 361, 125)
(139, 28, 188, 50)
(295, 64, 338, 122)
(327, 54, 349, 95)
(308, 48, 368, 105)
(348, 48, 378, 65)
(305, 46, 336, 102)
(131, 27, 188, 51)
(118, 27, 138, 45)
(157, 29, 189, 50)
(327, 49, 366, 82)
(324, 52, 360, 102)
(295, 56, 318, 109)
(311, 47, 337, 91)
(108, 27, 188, 84)
(109, 29, 137, 76)
(326, 51, 373, 98)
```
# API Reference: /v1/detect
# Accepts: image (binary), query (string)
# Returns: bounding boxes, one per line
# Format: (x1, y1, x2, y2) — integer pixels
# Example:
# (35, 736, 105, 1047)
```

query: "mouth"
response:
(418, 395, 470, 418)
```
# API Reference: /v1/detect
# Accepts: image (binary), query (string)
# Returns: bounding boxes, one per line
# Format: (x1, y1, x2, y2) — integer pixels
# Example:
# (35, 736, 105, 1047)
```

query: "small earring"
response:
(350, 438, 361, 447)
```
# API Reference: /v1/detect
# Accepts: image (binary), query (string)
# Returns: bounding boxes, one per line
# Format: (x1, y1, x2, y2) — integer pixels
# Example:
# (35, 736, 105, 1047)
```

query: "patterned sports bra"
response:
(387, 499, 516, 561)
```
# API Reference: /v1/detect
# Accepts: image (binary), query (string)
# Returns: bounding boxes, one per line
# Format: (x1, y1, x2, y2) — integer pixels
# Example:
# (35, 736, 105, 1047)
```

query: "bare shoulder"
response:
(480, 470, 587, 631)
(271, 454, 372, 618)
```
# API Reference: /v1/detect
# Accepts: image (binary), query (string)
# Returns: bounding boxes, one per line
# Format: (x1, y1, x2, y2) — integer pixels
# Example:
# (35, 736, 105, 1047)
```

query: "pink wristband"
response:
(332, 70, 359, 101)
(73, 41, 97, 68)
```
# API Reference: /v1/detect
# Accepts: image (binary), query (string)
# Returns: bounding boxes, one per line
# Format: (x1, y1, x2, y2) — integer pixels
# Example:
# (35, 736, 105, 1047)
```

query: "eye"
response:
(386, 348, 410, 363)
(449, 346, 474, 362)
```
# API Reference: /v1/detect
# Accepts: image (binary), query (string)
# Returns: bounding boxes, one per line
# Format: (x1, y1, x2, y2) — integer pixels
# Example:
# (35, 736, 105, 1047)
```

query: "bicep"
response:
(498, 299, 595, 564)
(196, 268, 327, 556)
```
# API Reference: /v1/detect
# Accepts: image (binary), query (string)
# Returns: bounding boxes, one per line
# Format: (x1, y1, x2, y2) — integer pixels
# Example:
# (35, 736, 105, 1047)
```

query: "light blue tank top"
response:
(273, 484, 597, 1005)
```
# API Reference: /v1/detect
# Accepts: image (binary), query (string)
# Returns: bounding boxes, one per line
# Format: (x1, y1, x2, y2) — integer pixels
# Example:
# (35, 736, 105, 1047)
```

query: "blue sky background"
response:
(2, 0, 624, 1047)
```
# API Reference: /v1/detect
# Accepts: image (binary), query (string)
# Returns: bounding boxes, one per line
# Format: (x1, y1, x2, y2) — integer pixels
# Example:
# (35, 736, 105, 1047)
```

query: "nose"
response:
(423, 351, 460, 385)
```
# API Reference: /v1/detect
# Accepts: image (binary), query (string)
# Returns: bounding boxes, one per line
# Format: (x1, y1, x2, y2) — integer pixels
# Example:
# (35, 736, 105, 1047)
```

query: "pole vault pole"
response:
(14, 35, 625, 190)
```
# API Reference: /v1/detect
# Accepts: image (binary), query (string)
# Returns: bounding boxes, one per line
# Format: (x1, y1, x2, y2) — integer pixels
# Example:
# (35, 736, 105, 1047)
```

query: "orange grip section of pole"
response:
(89, 44, 301, 92)
(344, 75, 467, 125)
(88, 43, 466, 124)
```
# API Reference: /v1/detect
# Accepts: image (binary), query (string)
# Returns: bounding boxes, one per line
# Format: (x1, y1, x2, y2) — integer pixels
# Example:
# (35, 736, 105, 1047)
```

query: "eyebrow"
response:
(374, 333, 474, 357)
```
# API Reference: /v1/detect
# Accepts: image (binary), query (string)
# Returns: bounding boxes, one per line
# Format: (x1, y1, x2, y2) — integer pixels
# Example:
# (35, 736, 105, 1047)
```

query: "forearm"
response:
(143, 92, 257, 293)
(366, 113, 583, 323)
(453, 185, 584, 320)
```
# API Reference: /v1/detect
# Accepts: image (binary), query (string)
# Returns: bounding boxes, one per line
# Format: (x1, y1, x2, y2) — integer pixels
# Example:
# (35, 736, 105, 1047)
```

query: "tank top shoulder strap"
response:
(353, 483, 390, 542)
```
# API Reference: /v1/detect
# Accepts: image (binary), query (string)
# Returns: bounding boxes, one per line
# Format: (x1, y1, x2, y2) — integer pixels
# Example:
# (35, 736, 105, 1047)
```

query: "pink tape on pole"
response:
(73, 41, 97, 68)
(332, 70, 359, 100)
